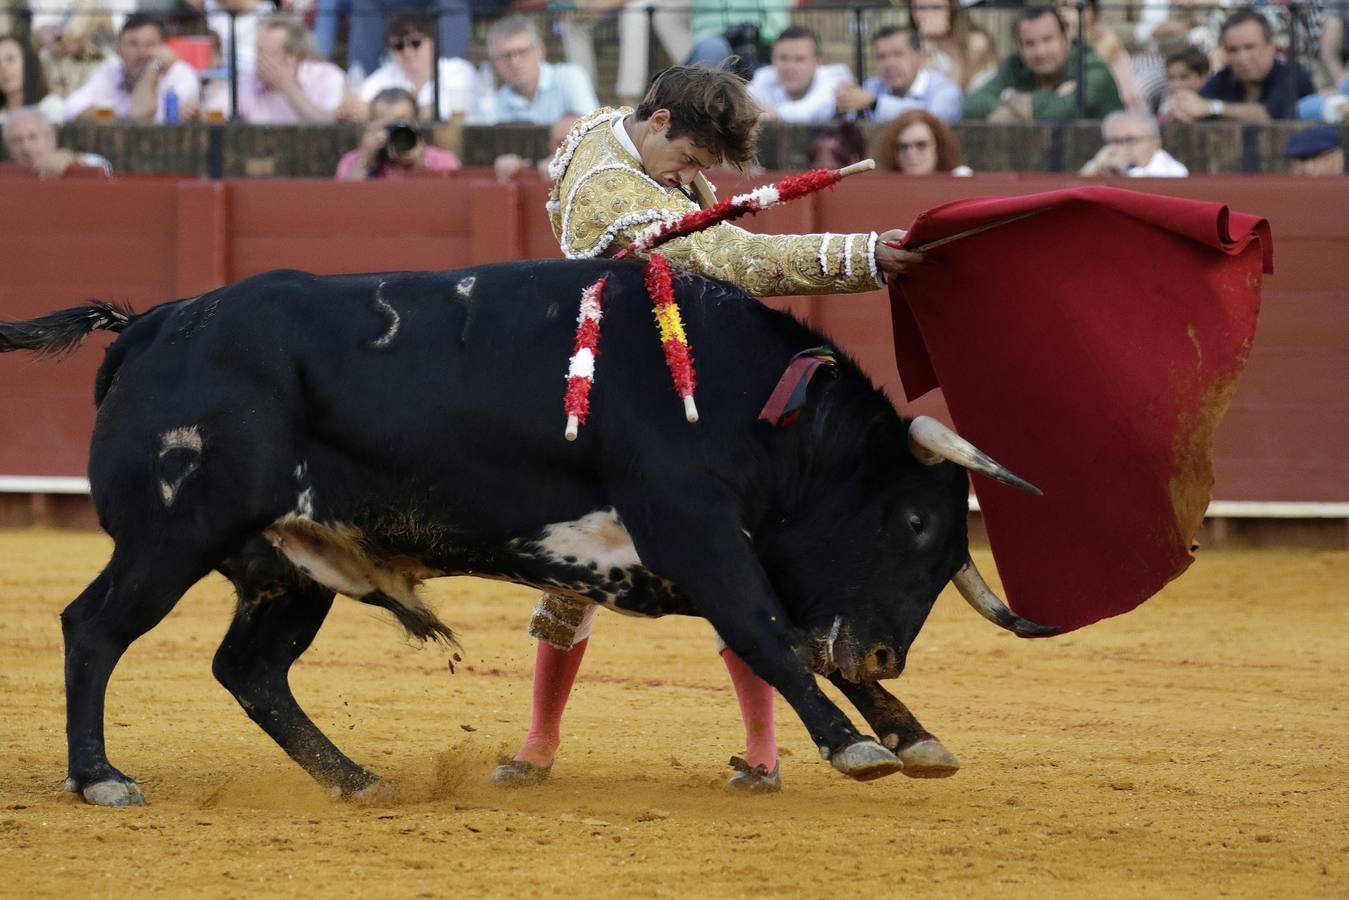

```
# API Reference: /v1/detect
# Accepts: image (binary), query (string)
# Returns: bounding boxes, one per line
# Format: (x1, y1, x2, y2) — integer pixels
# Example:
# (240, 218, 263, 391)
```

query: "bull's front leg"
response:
(827, 674, 960, 778)
(709, 608, 903, 781)
(625, 508, 902, 781)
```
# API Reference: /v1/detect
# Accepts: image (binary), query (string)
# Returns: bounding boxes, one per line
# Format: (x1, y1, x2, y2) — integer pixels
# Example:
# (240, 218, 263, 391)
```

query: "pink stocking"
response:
(721, 647, 778, 770)
(514, 638, 589, 766)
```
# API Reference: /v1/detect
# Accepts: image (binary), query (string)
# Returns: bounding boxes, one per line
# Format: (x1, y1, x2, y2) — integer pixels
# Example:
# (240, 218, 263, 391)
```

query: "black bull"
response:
(0, 260, 1055, 806)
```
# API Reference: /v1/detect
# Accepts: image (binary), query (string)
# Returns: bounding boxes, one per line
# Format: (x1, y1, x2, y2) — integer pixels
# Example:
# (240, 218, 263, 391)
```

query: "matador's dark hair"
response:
(636, 65, 760, 170)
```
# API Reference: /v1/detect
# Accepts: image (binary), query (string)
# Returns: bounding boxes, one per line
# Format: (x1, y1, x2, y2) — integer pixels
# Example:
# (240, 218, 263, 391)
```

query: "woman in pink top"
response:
(335, 87, 461, 180)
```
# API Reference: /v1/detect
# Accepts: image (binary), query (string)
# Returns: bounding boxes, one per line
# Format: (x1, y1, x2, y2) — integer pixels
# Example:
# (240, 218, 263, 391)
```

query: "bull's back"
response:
(90, 261, 843, 530)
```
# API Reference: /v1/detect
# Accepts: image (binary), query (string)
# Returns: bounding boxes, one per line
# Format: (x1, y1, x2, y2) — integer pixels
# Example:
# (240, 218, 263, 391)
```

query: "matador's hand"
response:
(874, 228, 924, 279)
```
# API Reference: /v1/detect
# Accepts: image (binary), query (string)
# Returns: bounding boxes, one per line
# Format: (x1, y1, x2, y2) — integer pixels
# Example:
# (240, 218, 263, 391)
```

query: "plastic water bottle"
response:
(164, 85, 179, 124)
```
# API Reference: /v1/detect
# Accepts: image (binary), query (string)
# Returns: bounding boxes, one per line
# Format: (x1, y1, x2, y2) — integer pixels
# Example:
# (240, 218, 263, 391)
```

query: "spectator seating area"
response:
(1, 2, 1347, 178)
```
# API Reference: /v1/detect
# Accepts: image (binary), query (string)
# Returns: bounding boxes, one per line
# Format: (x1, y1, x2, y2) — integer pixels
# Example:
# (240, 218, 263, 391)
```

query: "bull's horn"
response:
(907, 416, 1042, 496)
(952, 557, 1060, 637)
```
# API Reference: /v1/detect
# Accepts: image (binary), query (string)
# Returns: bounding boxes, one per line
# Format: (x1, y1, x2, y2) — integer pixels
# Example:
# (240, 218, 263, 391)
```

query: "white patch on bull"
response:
(294, 462, 307, 480)
(824, 615, 843, 671)
(456, 276, 476, 298)
(161, 426, 203, 453)
(264, 516, 442, 608)
(528, 508, 641, 572)
(294, 487, 315, 519)
(157, 426, 203, 506)
(370, 281, 400, 349)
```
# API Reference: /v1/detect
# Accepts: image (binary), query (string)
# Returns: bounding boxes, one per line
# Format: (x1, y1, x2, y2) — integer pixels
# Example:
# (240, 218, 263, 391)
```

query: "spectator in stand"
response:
(1298, 80, 1349, 122)
(31, 0, 120, 99)
(1300, 2, 1349, 124)
(686, 0, 790, 78)
(1285, 126, 1344, 174)
(357, 13, 476, 120)
(834, 25, 963, 123)
(747, 26, 853, 123)
(963, 7, 1123, 122)
(1158, 45, 1209, 121)
(807, 120, 867, 169)
(1055, 0, 1143, 112)
(228, 14, 348, 123)
(30, 0, 132, 55)
(556, 0, 693, 108)
(908, 0, 998, 92)
(336, 86, 461, 180)
(1169, 8, 1314, 122)
(313, 0, 352, 62)
(63, 14, 202, 123)
(1079, 110, 1189, 177)
(348, 0, 470, 78)
(3, 106, 112, 177)
(1322, 1, 1347, 87)
(481, 16, 598, 125)
(1, 34, 65, 126)
(494, 112, 580, 182)
(1133, 0, 1227, 64)
(873, 108, 971, 175)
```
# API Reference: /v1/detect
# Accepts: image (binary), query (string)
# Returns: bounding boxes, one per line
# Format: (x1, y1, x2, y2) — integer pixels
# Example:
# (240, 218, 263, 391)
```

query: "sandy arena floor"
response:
(0, 529, 1344, 898)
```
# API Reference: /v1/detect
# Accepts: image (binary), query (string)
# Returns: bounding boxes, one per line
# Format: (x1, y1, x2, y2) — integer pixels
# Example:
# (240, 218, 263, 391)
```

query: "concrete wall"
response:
(1, 173, 1344, 527)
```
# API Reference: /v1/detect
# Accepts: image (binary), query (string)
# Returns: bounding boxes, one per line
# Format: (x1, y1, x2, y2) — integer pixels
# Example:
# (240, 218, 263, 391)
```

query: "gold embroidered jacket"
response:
(546, 107, 883, 297)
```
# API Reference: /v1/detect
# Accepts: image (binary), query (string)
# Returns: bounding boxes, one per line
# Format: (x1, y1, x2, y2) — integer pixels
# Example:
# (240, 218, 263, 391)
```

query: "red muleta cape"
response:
(890, 186, 1270, 634)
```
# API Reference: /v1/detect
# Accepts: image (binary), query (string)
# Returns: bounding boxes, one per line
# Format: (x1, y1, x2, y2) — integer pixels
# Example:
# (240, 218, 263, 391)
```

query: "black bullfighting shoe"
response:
(725, 756, 782, 793)
(491, 758, 553, 787)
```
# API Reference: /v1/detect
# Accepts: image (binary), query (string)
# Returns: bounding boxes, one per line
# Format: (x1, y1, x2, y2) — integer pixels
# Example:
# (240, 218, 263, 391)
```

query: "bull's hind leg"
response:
(61, 545, 216, 806)
(212, 574, 382, 799)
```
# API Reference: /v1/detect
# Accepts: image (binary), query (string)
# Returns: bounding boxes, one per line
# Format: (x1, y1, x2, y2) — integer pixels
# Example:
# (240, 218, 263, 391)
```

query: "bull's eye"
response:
(908, 515, 925, 535)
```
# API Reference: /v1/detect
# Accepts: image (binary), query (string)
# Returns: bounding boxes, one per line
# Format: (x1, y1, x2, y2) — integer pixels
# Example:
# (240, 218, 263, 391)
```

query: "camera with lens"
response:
(722, 22, 766, 81)
(376, 118, 424, 167)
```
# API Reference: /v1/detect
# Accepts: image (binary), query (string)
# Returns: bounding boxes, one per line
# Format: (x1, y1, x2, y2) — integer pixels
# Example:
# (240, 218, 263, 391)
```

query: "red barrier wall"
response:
(1, 172, 1344, 504)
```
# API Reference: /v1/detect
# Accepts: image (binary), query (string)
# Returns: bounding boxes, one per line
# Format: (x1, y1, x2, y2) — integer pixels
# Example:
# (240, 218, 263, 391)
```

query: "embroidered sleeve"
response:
(660, 224, 882, 297)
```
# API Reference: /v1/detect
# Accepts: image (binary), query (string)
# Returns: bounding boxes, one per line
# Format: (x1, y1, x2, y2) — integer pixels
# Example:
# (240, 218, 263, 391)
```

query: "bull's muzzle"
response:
(818, 616, 904, 682)
(862, 644, 903, 680)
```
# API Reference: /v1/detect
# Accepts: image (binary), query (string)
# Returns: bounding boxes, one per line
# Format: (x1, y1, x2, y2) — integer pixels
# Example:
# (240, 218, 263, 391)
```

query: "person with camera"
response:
(335, 87, 460, 180)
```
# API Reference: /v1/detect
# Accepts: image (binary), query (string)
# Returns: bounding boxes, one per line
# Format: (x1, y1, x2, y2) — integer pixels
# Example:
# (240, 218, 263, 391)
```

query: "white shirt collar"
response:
(611, 111, 641, 163)
(907, 68, 931, 99)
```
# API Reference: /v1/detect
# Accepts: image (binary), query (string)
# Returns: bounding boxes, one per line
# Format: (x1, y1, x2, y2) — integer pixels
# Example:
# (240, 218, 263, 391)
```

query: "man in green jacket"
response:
(963, 6, 1123, 121)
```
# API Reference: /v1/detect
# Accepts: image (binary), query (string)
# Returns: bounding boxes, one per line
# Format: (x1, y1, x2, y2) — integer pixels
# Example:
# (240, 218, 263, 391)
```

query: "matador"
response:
(493, 65, 952, 793)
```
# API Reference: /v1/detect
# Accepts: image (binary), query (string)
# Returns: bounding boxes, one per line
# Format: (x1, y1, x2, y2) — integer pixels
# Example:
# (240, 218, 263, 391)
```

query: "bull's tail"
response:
(0, 301, 137, 359)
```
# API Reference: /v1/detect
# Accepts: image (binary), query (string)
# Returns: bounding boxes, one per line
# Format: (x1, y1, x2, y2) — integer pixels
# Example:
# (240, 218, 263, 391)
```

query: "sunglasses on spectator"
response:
(1106, 135, 1149, 145)
(388, 36, 426, 52)
(898, 140, 932, 152)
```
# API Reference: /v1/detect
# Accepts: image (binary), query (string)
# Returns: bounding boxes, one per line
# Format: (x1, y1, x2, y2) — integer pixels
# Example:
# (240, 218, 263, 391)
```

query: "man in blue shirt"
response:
(1170, 7, 1313, 121)
(481, 16, 599, 125)
(834, 25, 963, 123)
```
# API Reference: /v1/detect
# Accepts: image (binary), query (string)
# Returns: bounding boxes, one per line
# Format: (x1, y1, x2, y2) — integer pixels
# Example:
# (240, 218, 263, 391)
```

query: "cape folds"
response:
(889, 186, 1269, 633)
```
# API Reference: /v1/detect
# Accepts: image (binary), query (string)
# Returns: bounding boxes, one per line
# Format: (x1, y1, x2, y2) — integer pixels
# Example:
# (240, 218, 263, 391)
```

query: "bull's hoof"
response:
(829, 740, 904, 782)
(895, 738, 960, 778)
(343, 778, 398, 805)
(66, 777, 147, 807)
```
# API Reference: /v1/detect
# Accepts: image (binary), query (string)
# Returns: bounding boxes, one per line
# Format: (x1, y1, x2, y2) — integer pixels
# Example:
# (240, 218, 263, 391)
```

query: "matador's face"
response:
(638, 110, 719, 190)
